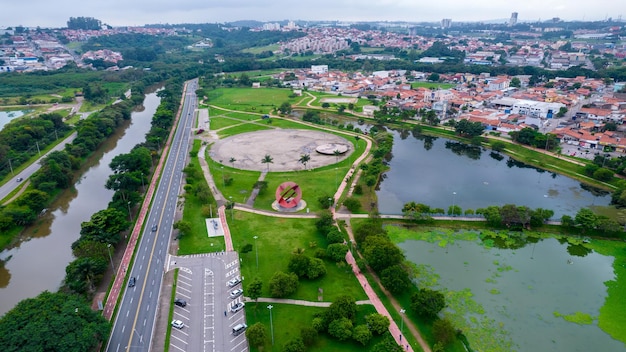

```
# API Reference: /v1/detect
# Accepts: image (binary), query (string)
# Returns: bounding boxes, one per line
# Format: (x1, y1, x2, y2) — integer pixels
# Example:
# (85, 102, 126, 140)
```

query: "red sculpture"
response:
(275, 181, 302, 208)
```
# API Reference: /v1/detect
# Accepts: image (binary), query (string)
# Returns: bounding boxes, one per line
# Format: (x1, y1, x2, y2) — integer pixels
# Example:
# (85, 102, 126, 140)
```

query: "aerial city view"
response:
(1, 1, 626, 351)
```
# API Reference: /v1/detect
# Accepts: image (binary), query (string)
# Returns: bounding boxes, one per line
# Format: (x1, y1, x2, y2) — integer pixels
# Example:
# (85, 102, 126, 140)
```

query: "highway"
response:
(0, 131, 77, 201)
(106, 79, 197, 352)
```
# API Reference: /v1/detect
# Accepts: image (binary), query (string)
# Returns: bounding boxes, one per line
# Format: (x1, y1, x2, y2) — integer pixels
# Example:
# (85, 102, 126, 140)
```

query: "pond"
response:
(0, 110, 30, 130)
(393, 228, 625, 352)
(376, 129, 610, 218)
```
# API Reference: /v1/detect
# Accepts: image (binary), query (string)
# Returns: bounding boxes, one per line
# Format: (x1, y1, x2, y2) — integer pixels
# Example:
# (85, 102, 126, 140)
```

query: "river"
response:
(0, 90, 160, 316)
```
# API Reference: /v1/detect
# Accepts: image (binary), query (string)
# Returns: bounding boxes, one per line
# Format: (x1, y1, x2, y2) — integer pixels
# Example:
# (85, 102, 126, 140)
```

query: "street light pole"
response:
(140, 172, 145, 190)
(451, 191, 457, 217)
(127, 201, 132, 222)
(221, 166, 225, 188)
(229, 196, 233, 220)
(107, 244, 115, 272)
(400, 308, 406, 335)
(268, 305, 274, 345)
(253, 235, 259, 270)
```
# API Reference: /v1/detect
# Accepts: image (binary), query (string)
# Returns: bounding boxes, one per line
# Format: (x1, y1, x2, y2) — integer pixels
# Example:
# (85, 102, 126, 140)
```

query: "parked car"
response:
(227, 277, 241, 287)
(171, 320, 184, 329)
(229, 289, 243, 299)
(128, 277, 136, 287)
(232, 323, 247, 336)
(174, 298, 187, 307)
(230, 302, 245, 313)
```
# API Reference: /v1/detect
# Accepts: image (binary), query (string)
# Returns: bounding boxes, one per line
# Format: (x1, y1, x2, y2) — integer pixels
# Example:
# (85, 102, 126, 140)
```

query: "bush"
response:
(282, 337, 305, 352)
(433, 318, 457, 346)
(269, 271, 299, 298)
(353, 324, 372, 345)
(326, 227, 344, 244)
(326, 243, 348, 262)
(328, 318, 353, 341)
(300, 326, 318, 346)
(343, 197, 361, 212)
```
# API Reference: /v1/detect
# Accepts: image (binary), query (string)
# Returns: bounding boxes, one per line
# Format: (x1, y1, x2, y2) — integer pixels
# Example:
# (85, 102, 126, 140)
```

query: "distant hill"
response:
(227, 20, 265, 28)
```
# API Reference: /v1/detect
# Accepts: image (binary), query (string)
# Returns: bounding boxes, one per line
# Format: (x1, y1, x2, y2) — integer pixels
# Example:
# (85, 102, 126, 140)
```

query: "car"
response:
(229, 289, 243, 299)
(151, 224, 158, 232)
(128, 277, 136, 287)
(174, 298, 187, 307)
(16, 177, 23, 182)
(171, 320, 184, 329)
(227, 277, 241, 287)
(230, 302, 245, 313)
(232, 323, 247, 336)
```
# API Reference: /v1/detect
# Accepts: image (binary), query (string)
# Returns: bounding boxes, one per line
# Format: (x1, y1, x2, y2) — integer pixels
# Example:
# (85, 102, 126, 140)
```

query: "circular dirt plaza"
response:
(209, 129, 353, 171)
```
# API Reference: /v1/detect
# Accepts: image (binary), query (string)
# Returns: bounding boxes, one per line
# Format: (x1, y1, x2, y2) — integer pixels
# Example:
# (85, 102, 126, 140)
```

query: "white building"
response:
(311, 65, 328, 74)
(511, 99, 565, 118)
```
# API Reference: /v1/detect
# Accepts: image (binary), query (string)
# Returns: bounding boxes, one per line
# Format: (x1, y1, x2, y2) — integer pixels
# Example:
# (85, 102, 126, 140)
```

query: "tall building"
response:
(509, 12, 518, 26)
(441, 18, 452, 29)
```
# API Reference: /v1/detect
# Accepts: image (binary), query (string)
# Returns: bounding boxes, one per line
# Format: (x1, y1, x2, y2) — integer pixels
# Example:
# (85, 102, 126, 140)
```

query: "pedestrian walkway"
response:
(246, 170, 267, 206)
(242, 297, 372, 307)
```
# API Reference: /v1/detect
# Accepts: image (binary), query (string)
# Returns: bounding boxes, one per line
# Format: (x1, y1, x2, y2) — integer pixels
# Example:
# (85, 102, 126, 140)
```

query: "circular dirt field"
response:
(209, 129, 353, 171)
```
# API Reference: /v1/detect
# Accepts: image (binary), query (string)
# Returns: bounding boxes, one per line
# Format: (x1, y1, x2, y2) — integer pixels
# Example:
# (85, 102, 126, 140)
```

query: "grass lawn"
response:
(241, 45, 280, 55)
(410, 82, 456, 90)
(217, 123, 274, 138)
(230, 212, 367, 302)
(206, 157, 261, 203)
(177, 140, 224, 255)
(245, 303, 392, 352)
(207, 87, 299, 114)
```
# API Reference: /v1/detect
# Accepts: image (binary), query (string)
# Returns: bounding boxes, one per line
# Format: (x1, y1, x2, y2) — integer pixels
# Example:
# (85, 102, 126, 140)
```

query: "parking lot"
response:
(168, 252, 249, 352)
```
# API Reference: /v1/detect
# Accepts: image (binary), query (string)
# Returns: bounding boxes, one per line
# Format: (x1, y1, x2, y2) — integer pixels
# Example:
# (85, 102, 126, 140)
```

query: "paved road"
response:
(106, 79, 198, 352)
(0, 131, 77, 201)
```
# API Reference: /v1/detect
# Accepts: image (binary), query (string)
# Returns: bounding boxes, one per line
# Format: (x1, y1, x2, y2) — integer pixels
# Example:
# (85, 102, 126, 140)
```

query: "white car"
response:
(230, 302, 245, 313)
(171, 320, 184, 329)
(230, 288, 243, 299)
(227, 277, 241, 287)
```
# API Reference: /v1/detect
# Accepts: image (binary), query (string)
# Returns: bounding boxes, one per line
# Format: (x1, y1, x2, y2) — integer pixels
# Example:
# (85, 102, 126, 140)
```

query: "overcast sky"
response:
(3, 0, 626, 28)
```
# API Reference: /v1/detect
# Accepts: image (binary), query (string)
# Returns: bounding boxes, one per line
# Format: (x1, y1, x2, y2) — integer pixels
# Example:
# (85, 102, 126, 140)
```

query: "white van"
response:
(232, 323, 247, 336)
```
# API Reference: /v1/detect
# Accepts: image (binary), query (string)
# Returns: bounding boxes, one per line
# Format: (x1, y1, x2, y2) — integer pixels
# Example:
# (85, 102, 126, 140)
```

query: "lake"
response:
(376, 129, 610, 218)
(394, 228, 625, 352)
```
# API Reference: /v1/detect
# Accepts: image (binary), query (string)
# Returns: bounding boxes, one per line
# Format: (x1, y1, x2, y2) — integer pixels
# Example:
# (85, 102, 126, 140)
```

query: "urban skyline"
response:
(1, 0, 625, 28)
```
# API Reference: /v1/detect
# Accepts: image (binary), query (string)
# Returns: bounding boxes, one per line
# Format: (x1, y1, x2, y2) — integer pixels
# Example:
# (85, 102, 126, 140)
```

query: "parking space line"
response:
(178, 286, 192, 293)
(231, 339, 247, 351)
(170, 343, 186, 352)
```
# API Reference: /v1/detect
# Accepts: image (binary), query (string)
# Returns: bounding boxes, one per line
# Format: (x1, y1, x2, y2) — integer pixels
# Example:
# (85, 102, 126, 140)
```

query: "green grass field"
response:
(231, 212, 367, 302)
(206, 87, 299, 114)
(245, 303, 395, 352)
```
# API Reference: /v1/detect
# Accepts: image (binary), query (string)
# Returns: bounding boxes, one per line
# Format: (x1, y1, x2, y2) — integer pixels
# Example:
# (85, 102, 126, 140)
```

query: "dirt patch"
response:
(208, 129, 353, 171)
(319, 97, 358, 104)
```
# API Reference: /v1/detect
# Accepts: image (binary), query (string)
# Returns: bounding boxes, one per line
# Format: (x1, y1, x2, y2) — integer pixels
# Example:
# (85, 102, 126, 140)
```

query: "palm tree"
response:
(229, 157, 236, 168)
(298, 154, 310, 170)
(261, 154, 273, 172)
(333, 149, 341, 163)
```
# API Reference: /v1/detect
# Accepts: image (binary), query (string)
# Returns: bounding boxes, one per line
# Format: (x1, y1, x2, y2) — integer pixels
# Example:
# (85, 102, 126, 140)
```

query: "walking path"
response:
(243, 297, 372, 307)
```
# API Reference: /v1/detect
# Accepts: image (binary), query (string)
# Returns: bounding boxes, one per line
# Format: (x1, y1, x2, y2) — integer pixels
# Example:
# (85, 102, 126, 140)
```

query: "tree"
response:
(261, 154, 273, 171)
(79, 208, 129, 245)
(64, 257, 108, 294)
(307, 257, 327, 279)
(353, 324, 372, 345)
(173, 220, 192, 238)
(288, 254, 311, 278)
(455, 119, 484, 138)
(269, 271, 298, 297)
(0, 291, 110, 352)
(363, 236, 404, 272)
(328, 317, 353, 340)
(433, 318, 457, 346)
(343, 197, 361, 212)
(365, 313, 390, 335)
(326, 295, 357, 323)
(428, 73, 440, 82)
(510, 77, 521, 88)
(380, 264, 411, 294)
(575, 208, 598, 232)
(15, 189, 49, 213)
(247, 277, 263, 302)
(411, 288, 446, 319)
(593, 168, 613, 182)
(229, 157, 236, 167)
(371, 336, 404, 352)
(298, 154, 310, 170)
(300, 326, 318, 346)
(557, 106, 568, 118)
(326, 243, 349, 262)
(326, 227, 344, 244)
(278, 102, 292, 114)
(246, 322, 266, 348)
(282, 337, 306, 352)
